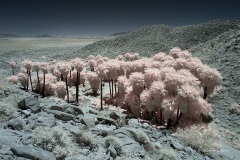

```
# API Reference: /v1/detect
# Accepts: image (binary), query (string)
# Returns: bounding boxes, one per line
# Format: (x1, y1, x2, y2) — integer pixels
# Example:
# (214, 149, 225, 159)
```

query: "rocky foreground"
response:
(0, 19, 240, 159)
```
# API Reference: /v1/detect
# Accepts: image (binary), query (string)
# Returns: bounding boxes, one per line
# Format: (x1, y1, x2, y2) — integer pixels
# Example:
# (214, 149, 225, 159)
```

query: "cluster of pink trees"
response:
(8, 48, 221, 129)
(9, 59, 86, 103)
(92, 48, 221, 128)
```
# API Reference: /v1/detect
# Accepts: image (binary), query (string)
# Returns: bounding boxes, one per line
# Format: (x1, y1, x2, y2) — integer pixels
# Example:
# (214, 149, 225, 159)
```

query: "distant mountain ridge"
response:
(0, 33, 19, 37)
(77, 19, 240, 58)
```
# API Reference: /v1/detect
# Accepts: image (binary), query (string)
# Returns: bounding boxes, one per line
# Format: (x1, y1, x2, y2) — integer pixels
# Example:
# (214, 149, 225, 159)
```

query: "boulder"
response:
(109, 111, 120, 120)
(8, 118, 26, 131)
(11, 145, 56, 160)
(45, 110, 75, 121)
(18, 96, 41, 113)
(97, 116, 118, 127)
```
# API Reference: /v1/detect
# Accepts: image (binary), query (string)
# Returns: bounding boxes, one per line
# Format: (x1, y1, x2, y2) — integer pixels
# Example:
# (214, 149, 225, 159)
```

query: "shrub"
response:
(159, 148, 177, 160)
(34, 126, 72, 159)
(132, 129, 153, 151)
(172, 125, 220, 153)
(104, 136, 123, 155)
(0, 102, 17, 122)
(75, 132, 96, 149)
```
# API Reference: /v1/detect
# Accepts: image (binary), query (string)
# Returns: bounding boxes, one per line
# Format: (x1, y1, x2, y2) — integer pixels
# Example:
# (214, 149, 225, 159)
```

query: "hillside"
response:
(189, 28, 240, 150)
(76, 20, 240, 58)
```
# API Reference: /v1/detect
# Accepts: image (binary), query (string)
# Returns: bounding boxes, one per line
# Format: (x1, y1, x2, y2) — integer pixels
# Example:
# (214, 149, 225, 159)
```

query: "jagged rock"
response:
(11, 145, 56, 160)
(20, 109, 31, 117)
(109, 111, 120, 120)
(95, 124, 117, 131)
(61, 122, 81, 136)
(97, 116, 118, 127)
(45, 110, 75, 121)
(184, 146, 194, 156)
(8, 118, 26, 131)
(48, 104, 84, 116)
(35, 115, 56, 127)
(18, 96, 41, 113)
(170, 140, 184, 151)
(49, 105, 62, 111)
(107, 144, 117, 159)
(128, 119, 142, 128)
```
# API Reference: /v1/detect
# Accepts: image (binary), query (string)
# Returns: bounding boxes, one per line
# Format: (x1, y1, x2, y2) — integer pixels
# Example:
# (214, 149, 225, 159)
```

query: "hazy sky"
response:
(0, 0, 239, 36)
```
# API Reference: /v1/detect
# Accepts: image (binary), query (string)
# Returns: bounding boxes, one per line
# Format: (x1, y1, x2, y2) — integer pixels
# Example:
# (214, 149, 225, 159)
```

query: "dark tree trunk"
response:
(12, 68, 14, 75)
(76, 71, 79, 103)
(26, 70, 29, 90)
(42, 73, 45, 97)
(69, 71, 72, 88)
(109, 81, 111, 98)
(114, 81, 117, 94)
(61, 74, 63, 81)
(174, 113, 183, 127)
(111, 80, 114, 98)
(100, 79, 103, 110)
(37, 71, 40, 93)
(176, 106, 179, 122)
(28, 70, 33, 91)
(203, 87, 208, 99)
(167, 119, 172, 130)
(66, 78, 69, 103)
(159, 109, 162, 125)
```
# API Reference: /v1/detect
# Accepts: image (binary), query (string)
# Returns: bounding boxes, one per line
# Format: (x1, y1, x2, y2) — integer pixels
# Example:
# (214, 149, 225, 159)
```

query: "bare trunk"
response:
(109, 81, 111, 98)
(100, 79, 103, 110)
(37, 71, 40, 93)
(42, 73, 45, 97)
(28, 70, 33, 91)
(203, 87, 208, 99)
(66, 78, 69, 103)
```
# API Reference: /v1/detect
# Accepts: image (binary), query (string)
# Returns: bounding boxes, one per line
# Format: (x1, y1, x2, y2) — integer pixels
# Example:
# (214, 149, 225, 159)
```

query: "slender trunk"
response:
(76, 71, 79, 103)
(37, 71, 40, 93)
(100, 79, 103, 110)
(174, 113, 183, 127)
(69, 71, 72, 88)
(109, 81, 111, 98)
(28, 70, 33, 91)
(203, 87, 208, 99)
(42, 73, 45, 97)
(66, 78, 69, 103)
(167, 119, 172, 130)
(176, 106, 179, 122)
(61, 74, 63, 81)
(114, 81, 117, 94)
(160, 109, 162, 125)
(111, 80, 114, 98)
(26, 70, 29, 90)
(12, 68, 14, 75)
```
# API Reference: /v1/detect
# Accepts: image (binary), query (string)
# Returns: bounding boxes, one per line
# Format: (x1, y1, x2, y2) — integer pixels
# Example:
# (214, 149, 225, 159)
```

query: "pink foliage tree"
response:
(87, 71, 100, 95)
(8, 75, 18, 84)
(57, 62, 71, 103)
(10, 61, 16, 75)
(23, 60, 33, 91)
(71, 58, 84, 103)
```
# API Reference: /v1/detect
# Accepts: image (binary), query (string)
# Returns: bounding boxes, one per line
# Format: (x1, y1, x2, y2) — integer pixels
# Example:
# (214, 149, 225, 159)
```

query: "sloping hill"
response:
(76, 20, 240, 58)
(189, 28, 240, 150)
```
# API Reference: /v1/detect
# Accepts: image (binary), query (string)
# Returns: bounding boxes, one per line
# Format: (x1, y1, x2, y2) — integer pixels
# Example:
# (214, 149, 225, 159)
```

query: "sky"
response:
(0, 0, 239, 36)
